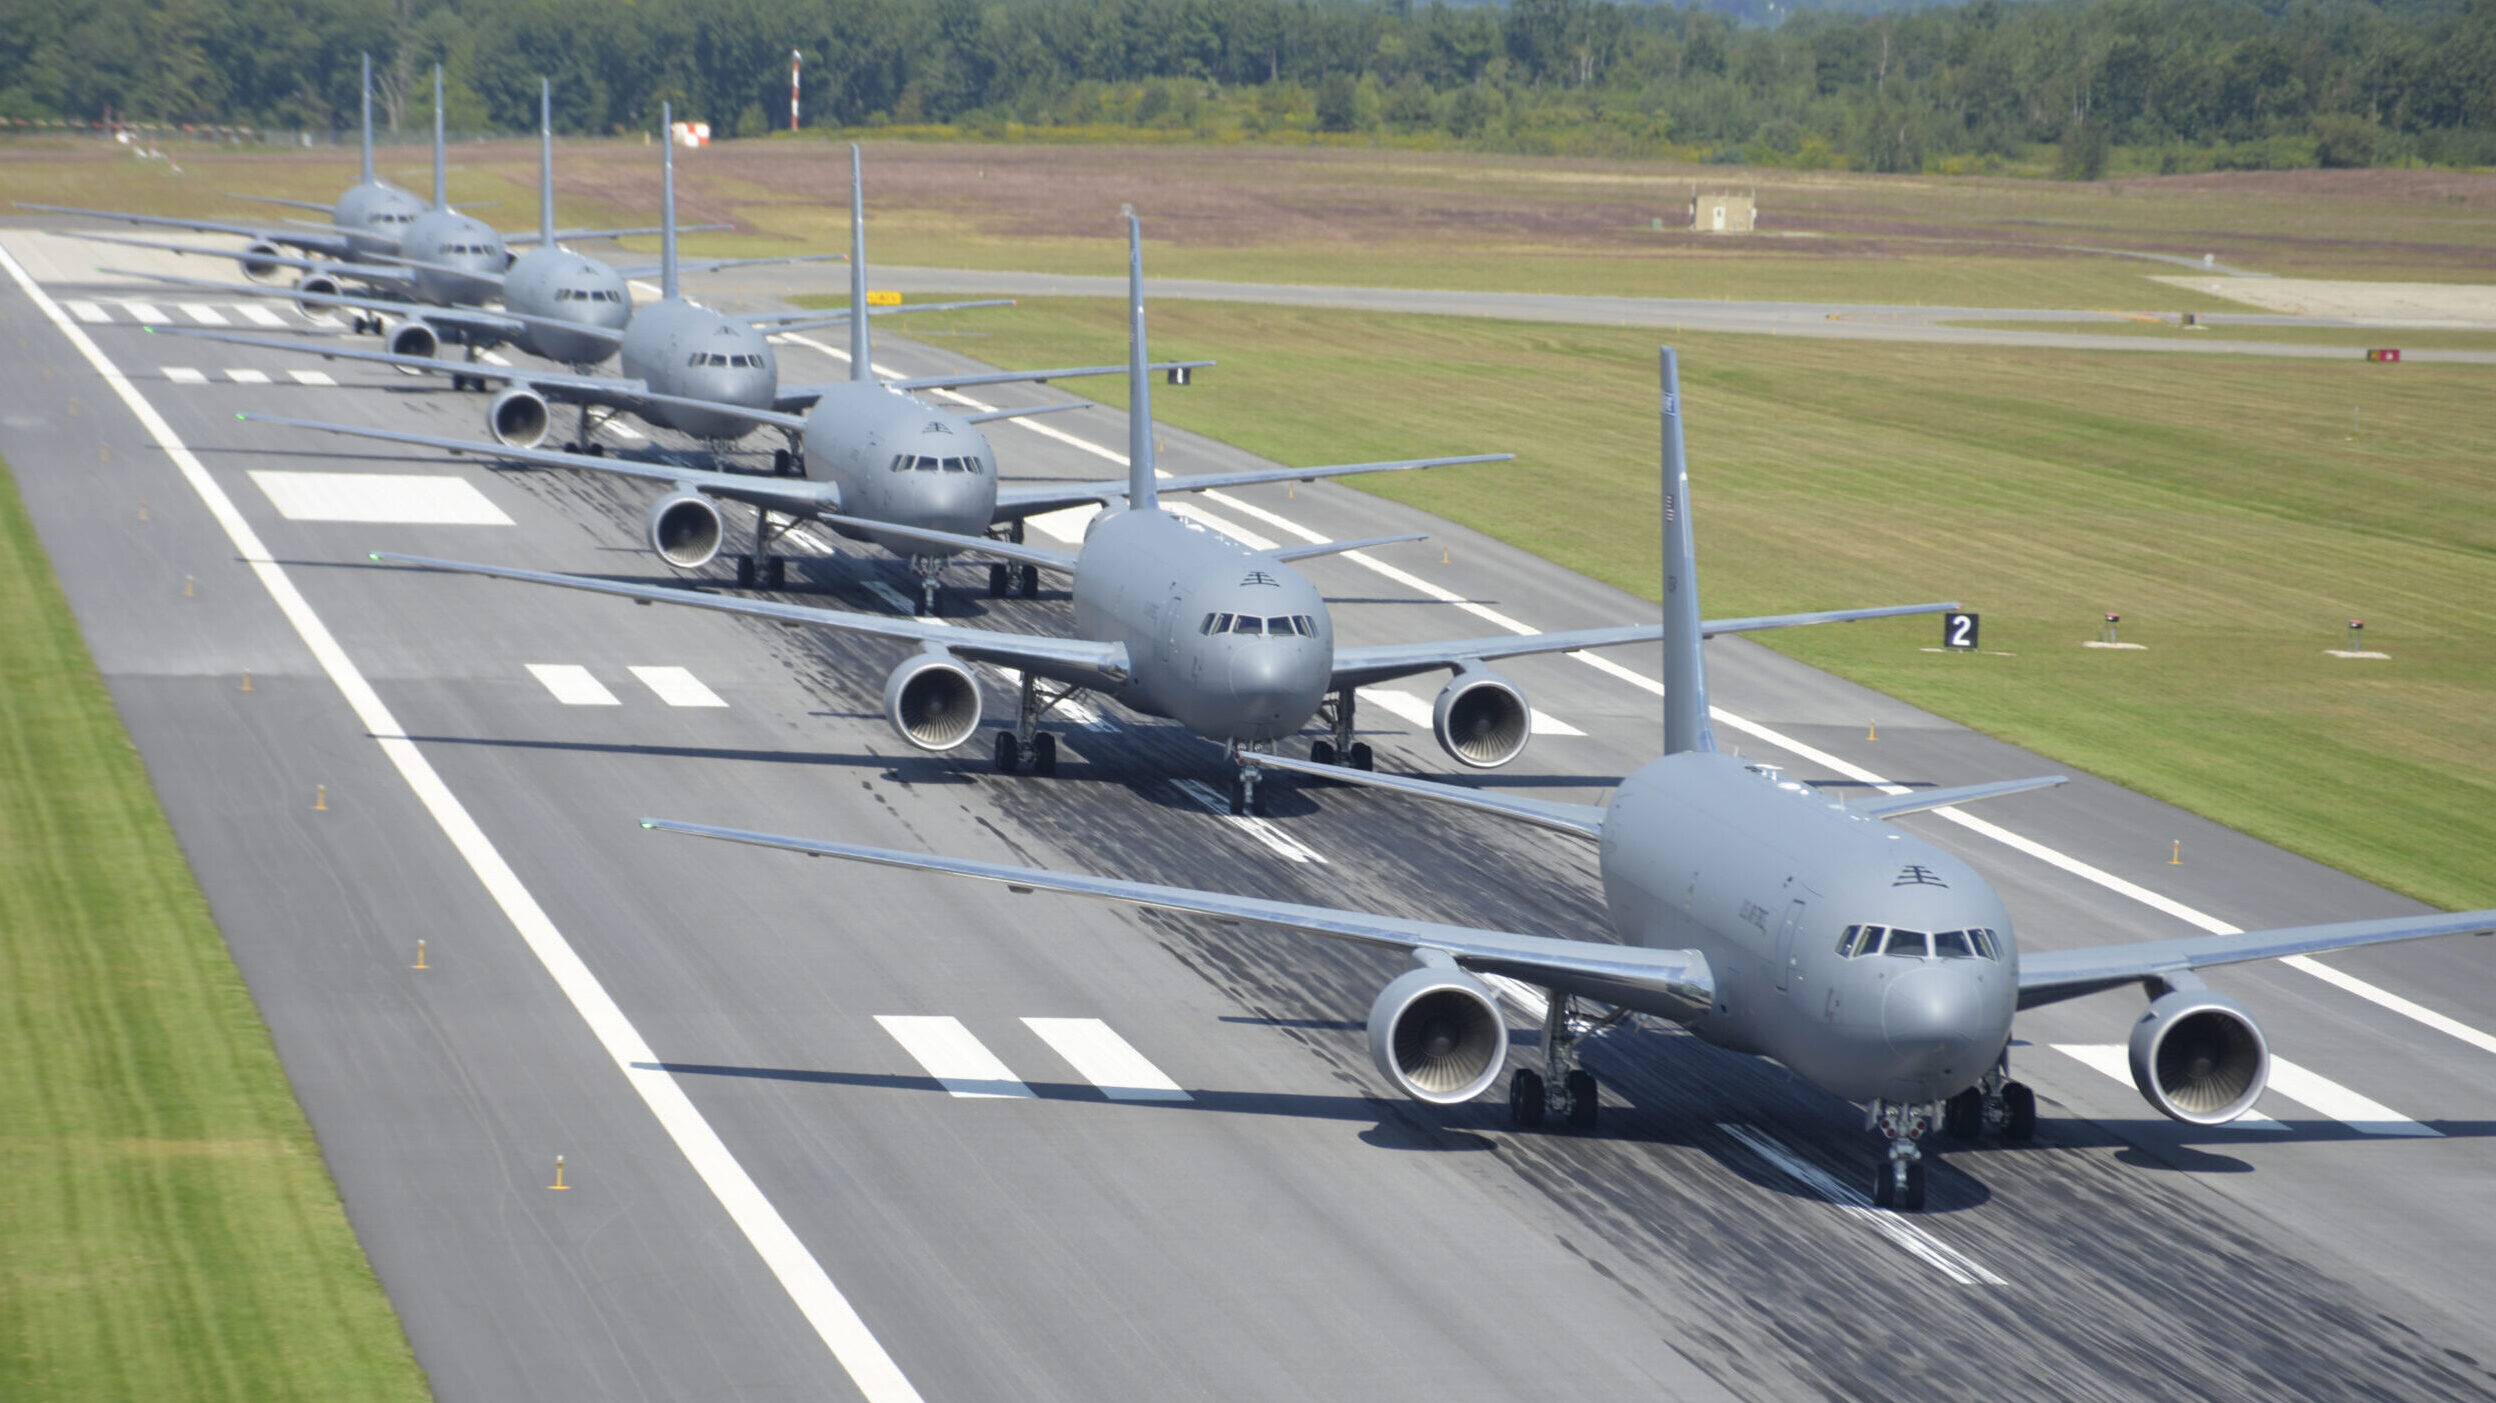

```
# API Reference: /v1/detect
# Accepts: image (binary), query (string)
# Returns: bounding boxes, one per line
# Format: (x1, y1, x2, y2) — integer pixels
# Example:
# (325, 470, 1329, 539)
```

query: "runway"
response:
(5, 226, 2496, 1401)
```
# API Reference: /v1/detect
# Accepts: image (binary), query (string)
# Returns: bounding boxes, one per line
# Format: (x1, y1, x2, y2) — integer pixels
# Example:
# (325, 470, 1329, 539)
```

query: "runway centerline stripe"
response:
(1715, 1122, 2005, 1285)
(527, 663, 621, 706)
(777, 318, 2496, 1067)
(2, 242, 929, 1403)
(1168, 779, 1328, 864)
(875, 1016, 1036, 1098)
(629, 665, 727, 708)
(1023, 1018, 1191, 1101)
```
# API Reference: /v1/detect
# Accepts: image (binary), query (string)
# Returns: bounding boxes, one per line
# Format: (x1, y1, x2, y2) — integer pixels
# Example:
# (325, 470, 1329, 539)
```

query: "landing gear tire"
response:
(1349, 742, 1375, 772)
(1873, 1161, 1896, 1209)
(989, 563, 1010, 597)
(586, 442, 606, 458)
(1017, 565, 1039, 598)
(1031, 732, 1057, 777)
(1509, 1069, 1546, 1129)
(2001, 1081, 2038, 1140)
(771, 448, 792, 476)
(993, 731, 1021, 774)
(1945, 1087, 1984, 1140)
(1310, 740, 1336, 766)
(763, 557, 786, 590)
(1902, 1160, 1928, 1211)
(735, 556, 756, 589)
(1563, 1069, 1599, 1131)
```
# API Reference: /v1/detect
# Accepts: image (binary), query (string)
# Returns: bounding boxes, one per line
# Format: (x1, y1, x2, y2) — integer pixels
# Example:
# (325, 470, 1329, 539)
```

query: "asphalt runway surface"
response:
(6, 226, 2496, 1401)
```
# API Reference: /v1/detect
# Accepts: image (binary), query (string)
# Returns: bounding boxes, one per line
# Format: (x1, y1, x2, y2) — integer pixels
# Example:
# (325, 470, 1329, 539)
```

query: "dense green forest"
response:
(3, 0, 2492, 173)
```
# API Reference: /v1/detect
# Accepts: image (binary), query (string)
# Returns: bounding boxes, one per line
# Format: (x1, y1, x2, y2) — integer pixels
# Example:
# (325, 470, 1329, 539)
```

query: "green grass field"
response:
(884, 296, 2496, 911)
(0, 457, 428, 1400)
(1944, 319, 2496, 350)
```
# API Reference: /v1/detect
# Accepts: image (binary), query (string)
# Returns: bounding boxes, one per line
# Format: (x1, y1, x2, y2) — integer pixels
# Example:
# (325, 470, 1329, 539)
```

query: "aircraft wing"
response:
(222, 192, 335, 213)
(372, 554, 1132, 683)
(1846, 776, 2069, 819)
(2016, 909, 2496, 1010)
(882, 360, 1214, 394)
(612, 251, 839, 278)
(1249, 753, 1606, 838)
(1269, 532, 1426, 563)
(993, 453, 1515, 520)
(156, 327, 635, 399)
(632, 390, 810, 433)
(516, 222, 729, 248)
(641, 821, 1714, 1019)
(15, 202, 360, 261)
(961, 402, 1091, 426)
(751, 300, 1019, 336)
(86, 234, 415, 291)
(1327, 601, 1960, 692)
(815, 515, 1079, 575)
(241, 414, 833, 516)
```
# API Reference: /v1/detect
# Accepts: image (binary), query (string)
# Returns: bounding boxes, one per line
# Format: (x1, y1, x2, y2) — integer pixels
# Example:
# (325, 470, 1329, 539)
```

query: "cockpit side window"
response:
(890, 455, 909, 473)
(1880, 928, 1930, 958)
(1967, 928, 2000, 961)
(1837, 924, 1869, 957)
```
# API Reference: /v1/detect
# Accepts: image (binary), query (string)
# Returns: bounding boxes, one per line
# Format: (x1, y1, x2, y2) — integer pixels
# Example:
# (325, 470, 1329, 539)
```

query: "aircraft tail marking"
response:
(359, 54, 375, 185)
(1125, 214, 1157, 510)
(430, 66, 447, 211)
(1660, 348, 1715, 755)
(538, 80, 556, 248)
(658, 102, 678, 302)
(847, 145, 871, 382)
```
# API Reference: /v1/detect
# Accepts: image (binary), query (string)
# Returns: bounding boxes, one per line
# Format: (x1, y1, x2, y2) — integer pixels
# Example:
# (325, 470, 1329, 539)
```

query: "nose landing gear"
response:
(1227, 741, 1272, 816)
(909, 555, 943, 617)
(1868, 1100, 1938, 1210)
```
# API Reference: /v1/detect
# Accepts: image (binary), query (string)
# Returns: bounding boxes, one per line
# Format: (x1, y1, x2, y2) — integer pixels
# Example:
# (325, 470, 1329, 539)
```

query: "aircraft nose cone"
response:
(1882, 967, 1986, 1076)
(1227, 644, 1313, 728)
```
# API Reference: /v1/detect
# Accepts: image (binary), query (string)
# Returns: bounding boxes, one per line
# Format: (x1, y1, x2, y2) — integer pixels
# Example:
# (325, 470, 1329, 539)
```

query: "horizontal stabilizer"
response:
(1249, 754, 1605, 839)
(1846, 775, 2068, 820)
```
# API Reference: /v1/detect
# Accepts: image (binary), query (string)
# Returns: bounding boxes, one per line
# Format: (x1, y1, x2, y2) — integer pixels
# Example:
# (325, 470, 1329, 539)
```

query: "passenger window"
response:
(1932, 929, 1973, 958)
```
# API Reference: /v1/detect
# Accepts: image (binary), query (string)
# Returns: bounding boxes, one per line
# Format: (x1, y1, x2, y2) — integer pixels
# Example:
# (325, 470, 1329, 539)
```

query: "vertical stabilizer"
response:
(537, 80, 555, 248)
(430, 67, 446, 211)
(1125, 215, 1157, 510)
(1659, 348, 1716, 755)
(846, 145, 871, 382)
(658, 102, 678, 302)
(359, 54, 374, 184)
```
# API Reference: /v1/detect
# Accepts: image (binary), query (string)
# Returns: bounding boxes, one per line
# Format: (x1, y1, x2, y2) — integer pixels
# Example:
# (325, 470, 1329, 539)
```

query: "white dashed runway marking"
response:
(180, 302, 229, 326)
(247, 471, 513, 524)
(237, 303, 287, 327)
(1023, 1018, 1191, 1100)
(286, 369, 336, 386)
(162, 366, 207, 385)
(527, 664, 621, 706)
(65, 300, 108, 323)
(629, 665, 727, 708)
(224, 368, 270, 384)
(875, 1016, 1035, 1099)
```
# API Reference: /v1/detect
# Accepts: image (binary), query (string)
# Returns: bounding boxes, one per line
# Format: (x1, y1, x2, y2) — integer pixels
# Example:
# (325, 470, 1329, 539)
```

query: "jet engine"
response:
(883, 650, 983, 751)
(294, 271, 343, 313)
(387, 318, 440, 363)
(241, 241, 287, 283)
(1367, 966, 1508, 1104)
(1432, 666, 1532, 769)
(646, 490, 725, 569)
(2127, 986, 2269, 1125)
(487, 386, 550, 449)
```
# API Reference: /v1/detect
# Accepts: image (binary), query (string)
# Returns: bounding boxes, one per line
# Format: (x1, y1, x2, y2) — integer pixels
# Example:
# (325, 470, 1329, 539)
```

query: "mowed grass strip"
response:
(0, 456, 427, 1400)
(904, 297, 2496, 911)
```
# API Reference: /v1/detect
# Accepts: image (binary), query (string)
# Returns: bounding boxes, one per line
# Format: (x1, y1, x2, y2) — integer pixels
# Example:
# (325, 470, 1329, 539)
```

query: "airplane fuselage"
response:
(399, 208, 509, 306)
(619, 299, 778, 441)
(806, 383, 1000, 554)
(333, 180, 424, 259)
(1068, 508, 1333, 744)
(1602, 751, 2019, 1105)
(502, 247, 632, 366)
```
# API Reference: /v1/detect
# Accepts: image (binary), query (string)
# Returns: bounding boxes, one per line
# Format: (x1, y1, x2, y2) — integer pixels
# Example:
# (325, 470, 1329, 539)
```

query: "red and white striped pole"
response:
(790, 50, 801, 132)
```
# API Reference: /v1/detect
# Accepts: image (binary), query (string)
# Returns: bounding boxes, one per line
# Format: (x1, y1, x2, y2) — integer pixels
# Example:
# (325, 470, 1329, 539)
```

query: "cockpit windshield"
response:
(1838, 924, 2001, 961)
(1200, 612, 1315, 638)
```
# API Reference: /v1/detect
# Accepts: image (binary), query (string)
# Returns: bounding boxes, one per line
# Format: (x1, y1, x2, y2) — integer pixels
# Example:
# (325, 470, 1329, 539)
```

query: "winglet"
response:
(1126, 213, 1157, 511)
(658, 102, 678, 302)
(359, 54, 375, 185)
(1660, 348, 1715, 756)
(430, 66, 447, 212)
(846, 145, 870, 382)
(538, 79, 556, 248)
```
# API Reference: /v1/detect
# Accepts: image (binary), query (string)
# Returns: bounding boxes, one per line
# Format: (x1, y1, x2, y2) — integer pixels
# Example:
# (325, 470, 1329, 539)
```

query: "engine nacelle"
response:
(294, 272, 343, 313)
(1432, 667, 1532, 769)
(646, 491, 725, 569)
(241, 241, 286, 283)
(883, 649, 983, 752)
(387, 319, 440, 363)
(1367, 966, 1508, 1104)
(488, 386, 550, 449)
(2128, 988, 2269, 1125)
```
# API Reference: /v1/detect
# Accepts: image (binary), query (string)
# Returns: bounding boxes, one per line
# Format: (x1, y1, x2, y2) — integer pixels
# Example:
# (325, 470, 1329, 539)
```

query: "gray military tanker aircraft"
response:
(18, 54, 422, 267)
(636, 347, 2496, 1214)
(122, 81, 833, 373)
(364, 221, 1950, 813)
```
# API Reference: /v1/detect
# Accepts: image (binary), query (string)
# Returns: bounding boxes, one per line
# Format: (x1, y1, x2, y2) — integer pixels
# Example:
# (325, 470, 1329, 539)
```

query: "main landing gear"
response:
(1308, 688, 1374, 772)
(987, 562, 1040, 598)
(1509, 994, 1618, 1132)
(569, 403, 617, 455)
(993, 673, 1080, 776)
(734, 506, 796, 591)
(1943, 1059, 2039, 1144)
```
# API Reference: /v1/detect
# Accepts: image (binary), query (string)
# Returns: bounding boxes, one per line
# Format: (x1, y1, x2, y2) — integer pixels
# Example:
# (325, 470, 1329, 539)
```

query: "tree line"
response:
(3, 0, 2492, 173)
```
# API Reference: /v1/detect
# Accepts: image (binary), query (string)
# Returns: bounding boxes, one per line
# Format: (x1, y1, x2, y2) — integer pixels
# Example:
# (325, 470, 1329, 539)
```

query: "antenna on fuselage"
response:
(537, 79, 555, 248)
(358, 54, 374, 186)
(1125, 213, 1157, 512)
(1660, 347, 1717, 756)
(846, 144, 870, 383)
(429, 66, 446, 212)
(658, 101, 677, 302)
